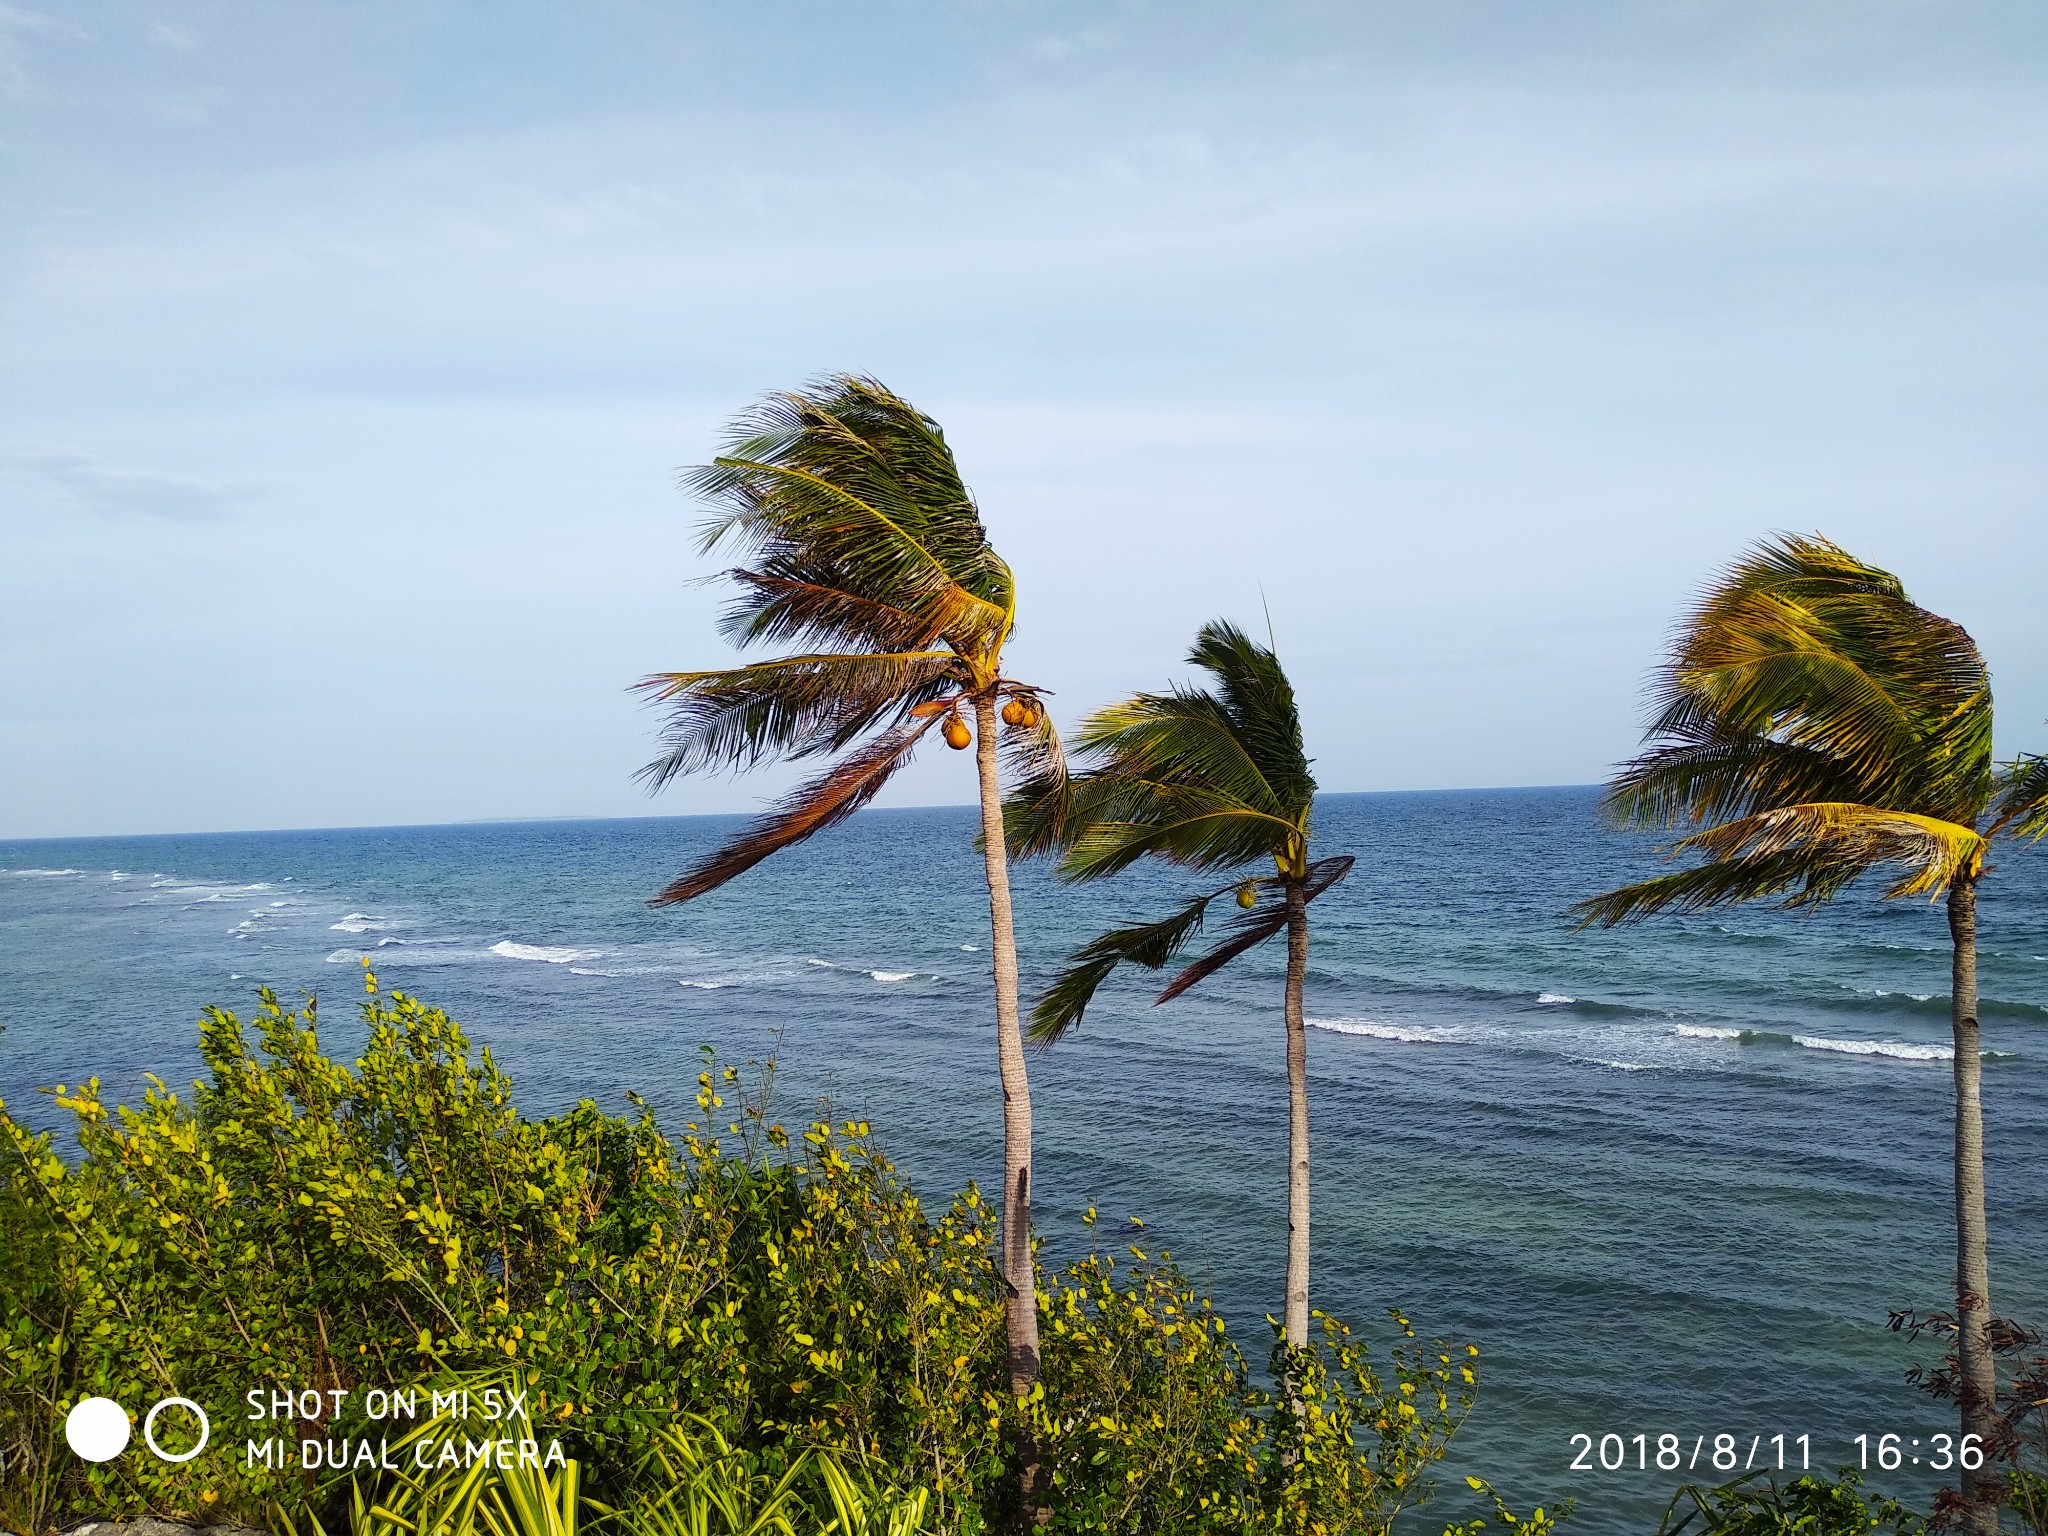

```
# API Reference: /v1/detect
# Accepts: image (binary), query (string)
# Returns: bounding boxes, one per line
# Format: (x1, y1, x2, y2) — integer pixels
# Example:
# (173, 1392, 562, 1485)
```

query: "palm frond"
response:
(633, 652, 960, 788)
(1570, 849, 1862, 927)
(650, 716, 937, 905)
(716, 561, 939, 653)
(999, 696, 1067, 806)
(1071, 693, 1290, 819)
(685, 376, 1013, 658)
(1028, 888, 1227, 1044)
(1990, 752, 2048, 842)
(1673, 801, 1985, 900)
(1155, 855, 1353, 1003)
(1187, 619, 1315, 817)
(1642, 533, 1993, 823)
(1019, 618, 1314, 880)
(1002, 756, 1078, 860)
(1058, 792, 1302, 879)
(1604, 724, 1879, 831)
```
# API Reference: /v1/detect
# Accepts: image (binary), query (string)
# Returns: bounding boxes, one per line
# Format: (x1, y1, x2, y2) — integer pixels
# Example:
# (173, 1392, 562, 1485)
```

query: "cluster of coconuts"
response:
(942, 694, 1043, 749)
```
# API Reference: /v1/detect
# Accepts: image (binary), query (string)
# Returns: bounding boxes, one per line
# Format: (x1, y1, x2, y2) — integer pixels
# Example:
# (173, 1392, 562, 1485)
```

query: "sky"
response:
(2, 1, 2044, 839)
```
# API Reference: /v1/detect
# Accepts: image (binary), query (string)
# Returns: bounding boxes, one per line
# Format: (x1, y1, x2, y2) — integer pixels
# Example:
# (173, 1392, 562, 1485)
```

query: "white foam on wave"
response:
(807, 958, 928, 983)
(331, 913, 382, 933)
(9, 867, 83, 877)
(490, 940, 603, 964)
(1793, 1034, 1951, 1062)
(1309, 1017, 1458, 1045)
(1573, 1056, 1657, 1072)
(1536, 992, 1575, 1005)
(325, 948, 364, 963)
(678, 979, 734, 990)
(960, 944, 979, 952)
(1675, 1025, 1747, 1041)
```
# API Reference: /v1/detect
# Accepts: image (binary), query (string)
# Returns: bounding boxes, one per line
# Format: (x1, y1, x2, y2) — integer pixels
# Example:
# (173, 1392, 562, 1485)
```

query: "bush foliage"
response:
(1, 974, 1489, 1535)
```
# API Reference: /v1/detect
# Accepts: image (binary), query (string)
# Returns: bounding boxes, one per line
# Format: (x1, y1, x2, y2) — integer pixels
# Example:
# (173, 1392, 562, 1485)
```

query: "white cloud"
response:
(7, 449, 267, 521)
(0, 1, 85, 100)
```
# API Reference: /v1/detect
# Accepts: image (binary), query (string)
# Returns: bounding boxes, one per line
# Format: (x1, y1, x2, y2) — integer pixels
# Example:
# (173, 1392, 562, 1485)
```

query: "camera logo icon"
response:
(64, 1397, 210, 1463)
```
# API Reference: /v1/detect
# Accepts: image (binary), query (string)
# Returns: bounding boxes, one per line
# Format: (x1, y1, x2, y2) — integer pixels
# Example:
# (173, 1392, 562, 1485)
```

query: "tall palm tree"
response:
(635, 374, 1063, 1505)
(1573, 534, 2048, 1536)
(1007, 619, 1352, 1361)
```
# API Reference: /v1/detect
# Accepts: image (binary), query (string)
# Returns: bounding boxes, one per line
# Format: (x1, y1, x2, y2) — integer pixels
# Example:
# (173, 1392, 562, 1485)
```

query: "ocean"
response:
(4, 787, 2045, 1534)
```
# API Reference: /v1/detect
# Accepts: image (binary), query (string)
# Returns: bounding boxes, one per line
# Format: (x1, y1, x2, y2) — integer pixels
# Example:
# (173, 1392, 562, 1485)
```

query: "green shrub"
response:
(1, 974, 1484, 1535)
(1653, 1471, 1923, 1536)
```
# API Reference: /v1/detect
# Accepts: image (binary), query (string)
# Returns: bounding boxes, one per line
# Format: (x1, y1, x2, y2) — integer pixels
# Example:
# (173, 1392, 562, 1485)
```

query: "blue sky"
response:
(3, 1, 2044, 838)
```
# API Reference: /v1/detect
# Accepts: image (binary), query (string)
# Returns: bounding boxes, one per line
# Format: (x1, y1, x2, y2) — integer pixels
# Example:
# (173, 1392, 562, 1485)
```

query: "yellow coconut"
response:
(942, 716, 972, 750)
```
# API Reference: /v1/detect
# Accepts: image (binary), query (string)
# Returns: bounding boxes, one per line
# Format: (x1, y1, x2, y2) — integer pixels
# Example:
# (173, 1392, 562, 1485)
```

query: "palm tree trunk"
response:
(972, 694, 1046, 1522)
(1283, 878, 1311, 1354)
(1948, 874, 2000, 1535)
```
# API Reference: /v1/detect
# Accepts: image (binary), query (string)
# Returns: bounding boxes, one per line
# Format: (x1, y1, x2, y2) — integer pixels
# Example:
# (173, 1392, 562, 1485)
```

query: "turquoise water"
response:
(4, 788, 2045, 1533)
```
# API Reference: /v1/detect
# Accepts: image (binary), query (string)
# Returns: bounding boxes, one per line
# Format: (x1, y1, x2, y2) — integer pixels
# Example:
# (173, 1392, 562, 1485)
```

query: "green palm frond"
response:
(687, 376, 1012, 659)
(999, 690, 1067, 796)
(1585, 534, 1999, 926)
(1605, 722, 1880, 832)
(1029, 887, 1230, 1044)
(1072, 693, 1293, 820)
(716, 560, 939, 653)
(1016, 619, 1316, 879)
(1156, 855, 1353, 1003)
(1674, 802, 1985, 899)
(651, 716, 937, 905)
(640, 376, 1058, 906)
(1058, 790, 1303, 880)
(1643, 533, 1992, 823)
(1991, 752, 2048, 842)
(1032, 856, 1356, 1040)
(634, 651, 960, 787)
(1186, 619, 1315, 815)
(1014, 617, 1334, 1035)
(1570, 850, 1862, 927)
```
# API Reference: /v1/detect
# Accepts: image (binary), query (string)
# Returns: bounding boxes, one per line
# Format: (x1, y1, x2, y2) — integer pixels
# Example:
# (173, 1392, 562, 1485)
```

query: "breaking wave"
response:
(490, 940, 603, 964)
(1308, 1018, 1459, 1045)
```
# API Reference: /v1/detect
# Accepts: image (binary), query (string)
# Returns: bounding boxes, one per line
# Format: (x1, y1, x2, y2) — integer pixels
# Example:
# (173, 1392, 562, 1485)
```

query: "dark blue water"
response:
(4, 789, 2046, 1533)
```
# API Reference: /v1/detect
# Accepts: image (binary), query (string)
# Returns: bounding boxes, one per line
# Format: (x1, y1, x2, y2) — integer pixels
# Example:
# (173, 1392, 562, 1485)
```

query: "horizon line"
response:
(0, 783, 1605, 847)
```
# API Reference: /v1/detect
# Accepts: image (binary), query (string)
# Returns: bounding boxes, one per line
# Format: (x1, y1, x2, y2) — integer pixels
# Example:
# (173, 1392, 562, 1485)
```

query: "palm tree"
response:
(635, 374, 1063, 1507)
(1007, 619, 1352, 1362)
(1573, 534, 2048, 1536)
